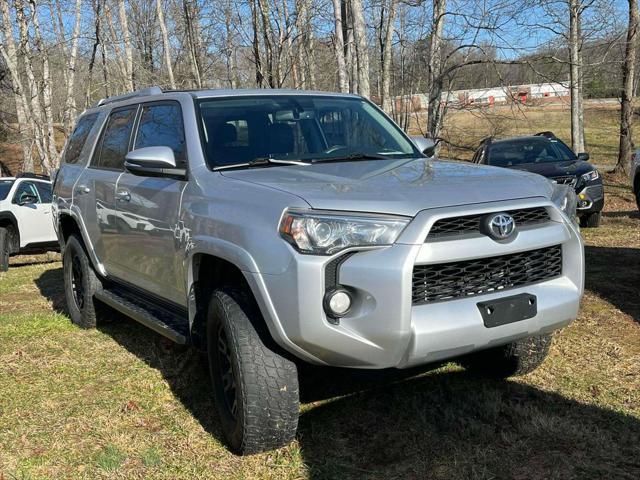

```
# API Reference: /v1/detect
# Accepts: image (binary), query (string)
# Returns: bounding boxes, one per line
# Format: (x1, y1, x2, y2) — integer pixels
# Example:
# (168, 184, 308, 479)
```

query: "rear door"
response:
(33, 181, 56, 242)
(73, 105, 138, 276)
(112, 101, 188, 305)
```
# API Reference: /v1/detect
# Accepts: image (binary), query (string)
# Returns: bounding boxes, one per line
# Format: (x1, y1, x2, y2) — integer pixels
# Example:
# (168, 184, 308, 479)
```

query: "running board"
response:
(95, 287, 189, 344)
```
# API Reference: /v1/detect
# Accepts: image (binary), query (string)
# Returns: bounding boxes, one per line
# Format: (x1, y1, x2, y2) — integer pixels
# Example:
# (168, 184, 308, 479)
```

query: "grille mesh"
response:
(428, 207, 549, 240)
(412, 245, 562, 305)
(551, 176, 578, 187)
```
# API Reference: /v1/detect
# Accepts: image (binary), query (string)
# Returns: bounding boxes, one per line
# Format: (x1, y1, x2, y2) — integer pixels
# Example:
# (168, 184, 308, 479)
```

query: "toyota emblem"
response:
(483, 213, 516, 240)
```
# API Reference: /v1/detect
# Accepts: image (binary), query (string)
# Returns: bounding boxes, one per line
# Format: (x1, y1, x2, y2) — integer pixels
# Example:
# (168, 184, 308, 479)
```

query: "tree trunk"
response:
(332, 0, 349, 92)
(157, 0, 176, 89)
(350, 0, 370, 97)
(117, 0, 135, 90)
(62, 0, 83, 134)
(427, 0, 446, 139)
(617, 0, 639, 175)
(569, 0, 585, 153)
(249, 0, 264, 87)
(380, 0, 397, 113)
(182, 0, 203, 87)
(224, 0, 239, 88)
(0, 0, 34, 171)
(257, 0, 276, 88)
(29, 0, 57, 170)
(86, 0, 102, 105)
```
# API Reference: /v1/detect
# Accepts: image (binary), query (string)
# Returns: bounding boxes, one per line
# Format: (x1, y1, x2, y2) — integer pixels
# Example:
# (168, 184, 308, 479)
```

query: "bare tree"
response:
(379, 0, 397, 112)
(118, 0, 135, 90)
(157, 0, 176, 88)
(568, 0, 585, 153)
(617, 0, 638, 175)
(351, 0, 370, 97)
(331, 0, 349, 92)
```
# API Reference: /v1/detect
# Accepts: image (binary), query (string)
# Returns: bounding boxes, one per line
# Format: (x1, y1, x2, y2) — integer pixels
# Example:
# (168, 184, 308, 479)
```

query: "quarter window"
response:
(93, 107, 137, 170)
(134, 103, 186, 167)
(63, 113, 99, 164)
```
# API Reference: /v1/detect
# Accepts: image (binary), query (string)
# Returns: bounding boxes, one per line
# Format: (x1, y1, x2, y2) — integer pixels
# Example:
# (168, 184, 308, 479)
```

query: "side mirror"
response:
(124, 146, 186, 179)
(19, 193, 38, 206)
(577, 152, 590, 161)
(411, 136, 436, 157)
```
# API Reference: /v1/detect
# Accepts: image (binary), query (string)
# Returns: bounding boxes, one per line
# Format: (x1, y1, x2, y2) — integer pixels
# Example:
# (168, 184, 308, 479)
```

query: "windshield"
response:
(487, 137, 577, 167)
(0, 180, 14, 200)
(196, 95, 420, 168)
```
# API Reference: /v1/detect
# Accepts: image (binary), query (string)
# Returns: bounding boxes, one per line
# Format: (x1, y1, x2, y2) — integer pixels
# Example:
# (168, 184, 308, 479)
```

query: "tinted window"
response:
(134, 103, 186, 167)
(12, 181, 40, 204)
(94, 107, 137, 170)
(197, 96, 418, 167)
(0, 179, 13, 200)
(34, 182, 52, 203)
(487, 137, 576, 167)
(63, 113, 99, 164)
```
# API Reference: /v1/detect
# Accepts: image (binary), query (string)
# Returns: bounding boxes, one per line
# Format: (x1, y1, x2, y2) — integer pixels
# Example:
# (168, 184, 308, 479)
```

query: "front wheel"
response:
(580, 211, 601, 228)
(459, 334, 553, 378)
(207, 288, 299, 455)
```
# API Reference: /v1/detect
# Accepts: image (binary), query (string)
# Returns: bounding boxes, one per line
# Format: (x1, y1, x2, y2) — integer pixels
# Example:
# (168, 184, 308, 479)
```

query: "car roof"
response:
(490, 136, 550, 145)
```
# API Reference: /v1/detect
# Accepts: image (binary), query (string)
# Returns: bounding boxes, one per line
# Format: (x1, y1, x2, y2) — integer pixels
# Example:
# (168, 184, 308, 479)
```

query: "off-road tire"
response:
(0, 227, 9, 272)
(207, 288, 299, 455)
(460, 334, 553, 378)
(580, 211, 601, 228)
(63, 234, 102, 329)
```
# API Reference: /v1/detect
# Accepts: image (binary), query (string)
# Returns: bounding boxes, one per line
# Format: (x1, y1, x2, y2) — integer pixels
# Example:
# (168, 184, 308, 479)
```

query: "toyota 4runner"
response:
(53, 87, 584, 454)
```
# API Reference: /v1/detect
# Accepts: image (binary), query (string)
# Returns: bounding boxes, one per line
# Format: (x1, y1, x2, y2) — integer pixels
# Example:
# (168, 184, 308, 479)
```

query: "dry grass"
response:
(407, 103, 636, 167)
(0, 177, 639, 480)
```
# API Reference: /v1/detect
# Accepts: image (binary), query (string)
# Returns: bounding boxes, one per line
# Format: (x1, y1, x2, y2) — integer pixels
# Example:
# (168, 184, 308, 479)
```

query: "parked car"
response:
(472, 132, 604, 227)
(0, 173, 58, 271)
(631, 150, 640, 211)
(53, 87, 584, 454)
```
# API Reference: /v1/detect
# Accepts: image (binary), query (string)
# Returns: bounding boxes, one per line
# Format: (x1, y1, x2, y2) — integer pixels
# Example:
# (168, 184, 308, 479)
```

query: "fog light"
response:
(324, 288, 352, 318)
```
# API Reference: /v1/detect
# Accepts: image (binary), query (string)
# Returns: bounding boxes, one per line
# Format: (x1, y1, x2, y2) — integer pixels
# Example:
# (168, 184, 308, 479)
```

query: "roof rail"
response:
(93, 86, 163, 108)
(16, 172, 50, 180)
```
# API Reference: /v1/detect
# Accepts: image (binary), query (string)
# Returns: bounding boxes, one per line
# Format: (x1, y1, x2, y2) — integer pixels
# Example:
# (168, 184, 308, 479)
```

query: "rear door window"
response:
(134, 102, 187, 167)
(63, 113, 100, 164)
(92, 107, 138, 170)
(12, 181, 40, 204)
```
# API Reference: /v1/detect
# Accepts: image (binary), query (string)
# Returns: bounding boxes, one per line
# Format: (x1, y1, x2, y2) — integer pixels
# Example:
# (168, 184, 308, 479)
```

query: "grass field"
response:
(0, 174, 638, 479)
(407, 102, 638, 168)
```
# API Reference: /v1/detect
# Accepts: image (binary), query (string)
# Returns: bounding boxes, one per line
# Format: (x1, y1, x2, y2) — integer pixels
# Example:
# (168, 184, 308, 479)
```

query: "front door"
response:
(113, 101, 188, 306)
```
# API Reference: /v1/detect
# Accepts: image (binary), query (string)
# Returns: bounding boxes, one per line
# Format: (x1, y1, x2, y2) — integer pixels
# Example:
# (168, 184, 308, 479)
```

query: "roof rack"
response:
(16, 172, 50, 180)
(93, 86, 163, 108)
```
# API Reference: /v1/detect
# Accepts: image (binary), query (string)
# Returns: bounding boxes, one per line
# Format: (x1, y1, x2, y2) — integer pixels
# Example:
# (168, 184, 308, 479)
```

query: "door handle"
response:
(76, 184, 90, 194)
(116, 190, 131, 202)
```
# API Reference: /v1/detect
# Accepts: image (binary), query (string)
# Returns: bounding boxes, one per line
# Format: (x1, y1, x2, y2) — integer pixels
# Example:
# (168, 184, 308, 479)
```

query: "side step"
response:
(95, 287, 190, 344)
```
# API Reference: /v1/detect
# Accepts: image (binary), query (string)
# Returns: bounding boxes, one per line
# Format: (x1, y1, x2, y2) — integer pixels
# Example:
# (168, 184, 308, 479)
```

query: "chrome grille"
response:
(412, 245, 563, 304)
(427, 207, 550, 240)
(551, 176, 577, 187)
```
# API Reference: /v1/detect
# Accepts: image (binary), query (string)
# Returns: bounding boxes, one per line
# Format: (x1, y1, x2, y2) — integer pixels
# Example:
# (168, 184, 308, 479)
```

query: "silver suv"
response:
(53, 88, 584, 454)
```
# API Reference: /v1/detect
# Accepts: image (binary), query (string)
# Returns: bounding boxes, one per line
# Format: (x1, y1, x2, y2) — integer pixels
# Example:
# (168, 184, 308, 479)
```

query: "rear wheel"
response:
(460, 334, 553, 378)
(207, 288, 299, 455)
(0, 227, 9, 272)
(580, 211, 601, 228)
(63, 234, 102, 329)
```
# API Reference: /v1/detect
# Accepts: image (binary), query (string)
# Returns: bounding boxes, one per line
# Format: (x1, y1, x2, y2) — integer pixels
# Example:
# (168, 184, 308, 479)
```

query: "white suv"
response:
(0, 174, 58, 271)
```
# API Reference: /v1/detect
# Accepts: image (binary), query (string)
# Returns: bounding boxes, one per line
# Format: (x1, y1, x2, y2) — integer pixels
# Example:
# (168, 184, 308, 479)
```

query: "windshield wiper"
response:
(214, 157, 311, 171)
(312, 152, 390, 164)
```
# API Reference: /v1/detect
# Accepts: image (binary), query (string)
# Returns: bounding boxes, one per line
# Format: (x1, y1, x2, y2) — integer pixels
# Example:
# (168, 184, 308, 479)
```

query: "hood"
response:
(221, 158, 554, 217)
(507, 160, 593, 178)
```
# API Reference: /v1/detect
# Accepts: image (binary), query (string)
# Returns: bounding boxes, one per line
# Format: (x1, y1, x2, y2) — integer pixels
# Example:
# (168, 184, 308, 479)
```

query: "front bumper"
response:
(576, 184, 604, 214)
(249, 198, 584, 369)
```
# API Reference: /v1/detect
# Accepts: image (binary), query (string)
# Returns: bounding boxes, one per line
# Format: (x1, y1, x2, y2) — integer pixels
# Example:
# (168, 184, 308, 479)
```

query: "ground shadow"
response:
(602, 210, 640, 219)
(34, 267, 68, 315)
(585, 246, 640, 323)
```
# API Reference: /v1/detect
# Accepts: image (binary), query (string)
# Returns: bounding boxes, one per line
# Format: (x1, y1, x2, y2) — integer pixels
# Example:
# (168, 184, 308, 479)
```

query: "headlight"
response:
(279, 210, 409, 255)
(551, 182, 578, 223)
(581, 170, 599, 182)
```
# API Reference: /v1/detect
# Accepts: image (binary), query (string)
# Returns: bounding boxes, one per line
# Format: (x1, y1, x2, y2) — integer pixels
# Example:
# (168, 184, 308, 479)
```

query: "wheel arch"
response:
(0, 211, 20, 252)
